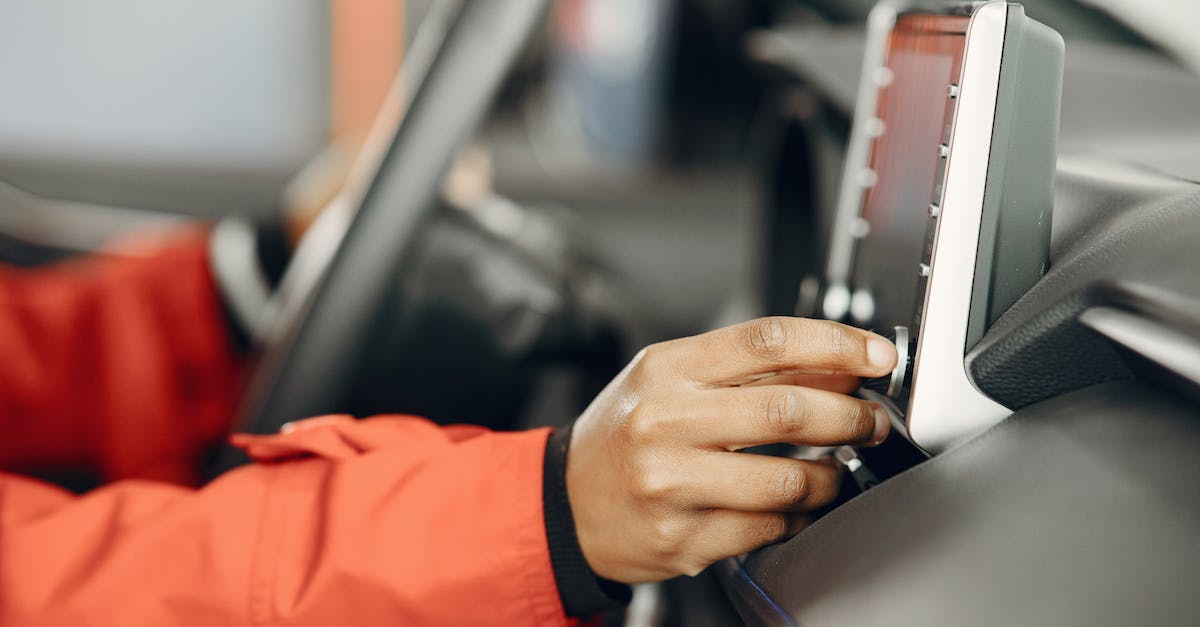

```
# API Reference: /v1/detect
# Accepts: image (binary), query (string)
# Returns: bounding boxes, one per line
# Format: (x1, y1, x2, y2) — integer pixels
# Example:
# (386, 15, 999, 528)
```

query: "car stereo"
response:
(821, 1, 1064, 452)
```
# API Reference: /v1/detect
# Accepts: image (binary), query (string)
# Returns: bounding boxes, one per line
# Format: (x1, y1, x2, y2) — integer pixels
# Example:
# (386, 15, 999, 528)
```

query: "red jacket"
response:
(0, 229, 571, 626)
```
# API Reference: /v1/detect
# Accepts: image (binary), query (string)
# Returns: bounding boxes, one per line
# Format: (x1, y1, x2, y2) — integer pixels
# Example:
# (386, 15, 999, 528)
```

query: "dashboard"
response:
(825, 1, 1063, 452)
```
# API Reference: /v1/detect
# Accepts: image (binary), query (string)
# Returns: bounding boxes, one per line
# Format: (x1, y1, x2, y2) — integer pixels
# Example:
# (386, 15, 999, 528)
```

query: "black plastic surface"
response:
(967, 160, 1200, 408)
(967, 6, 1062, 348)
(733, 382, 1200, 626)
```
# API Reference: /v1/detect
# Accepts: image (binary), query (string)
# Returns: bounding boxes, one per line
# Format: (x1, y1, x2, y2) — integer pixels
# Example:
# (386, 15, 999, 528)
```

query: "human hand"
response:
(566, 316, 897, 583)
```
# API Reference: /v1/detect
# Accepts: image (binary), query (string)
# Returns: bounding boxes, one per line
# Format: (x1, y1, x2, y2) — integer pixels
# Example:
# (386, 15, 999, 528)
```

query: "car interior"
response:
(2, 0, 1197, 624)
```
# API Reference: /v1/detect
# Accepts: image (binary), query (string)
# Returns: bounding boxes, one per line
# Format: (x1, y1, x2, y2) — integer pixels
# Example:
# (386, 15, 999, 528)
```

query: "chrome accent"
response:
(906, 1, 1011, 453)
(928, 202, 941, 218)
(834, 446, 864, 472)
(886, 325, 910, 398)
(948, 83, 960, 98)
(1079, 307, 1200, 386)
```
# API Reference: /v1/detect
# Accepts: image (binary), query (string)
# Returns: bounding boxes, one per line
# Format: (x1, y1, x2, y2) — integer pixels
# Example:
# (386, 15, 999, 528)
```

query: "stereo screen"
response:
(852, 14, 969, 328)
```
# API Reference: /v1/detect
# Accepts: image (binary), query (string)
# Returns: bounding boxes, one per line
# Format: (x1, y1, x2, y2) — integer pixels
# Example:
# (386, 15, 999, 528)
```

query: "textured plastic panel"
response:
(733, 382, 1200, 626)
(967, 159, 1200, 408)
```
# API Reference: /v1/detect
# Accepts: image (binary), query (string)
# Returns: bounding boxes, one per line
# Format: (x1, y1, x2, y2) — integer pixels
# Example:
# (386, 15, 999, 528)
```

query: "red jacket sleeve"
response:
(0, 228, 243, 485)
(0, 416, 573, 627)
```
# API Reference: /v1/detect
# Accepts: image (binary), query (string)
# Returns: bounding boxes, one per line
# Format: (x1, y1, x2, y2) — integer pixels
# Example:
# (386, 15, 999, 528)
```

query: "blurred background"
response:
(4, 0, 1194, 321)
(3, 0, 1198, 425)
(12, 1, 1200, 387)
(3, 1, 1200, 624)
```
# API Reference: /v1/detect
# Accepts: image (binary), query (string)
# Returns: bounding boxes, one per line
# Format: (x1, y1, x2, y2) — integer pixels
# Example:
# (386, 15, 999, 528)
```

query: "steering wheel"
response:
(234, 0, 549, 439)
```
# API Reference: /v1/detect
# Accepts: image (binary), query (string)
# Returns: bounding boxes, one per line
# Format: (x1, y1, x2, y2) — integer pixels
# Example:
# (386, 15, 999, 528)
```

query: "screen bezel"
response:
(826, 0, 1014, 453)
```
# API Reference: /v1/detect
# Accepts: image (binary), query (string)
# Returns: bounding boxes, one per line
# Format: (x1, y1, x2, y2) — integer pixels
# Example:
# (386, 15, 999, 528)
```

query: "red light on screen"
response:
(851, 14, 970, 327)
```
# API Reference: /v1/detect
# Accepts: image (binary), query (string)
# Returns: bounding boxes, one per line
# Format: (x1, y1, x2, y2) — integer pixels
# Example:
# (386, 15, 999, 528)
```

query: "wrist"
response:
(543, 423, 632, 616)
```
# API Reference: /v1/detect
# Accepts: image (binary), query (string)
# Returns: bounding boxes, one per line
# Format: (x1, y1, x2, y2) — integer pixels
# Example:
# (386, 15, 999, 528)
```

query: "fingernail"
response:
(871, 406, 891, 445)
(867, 336, 896, 370)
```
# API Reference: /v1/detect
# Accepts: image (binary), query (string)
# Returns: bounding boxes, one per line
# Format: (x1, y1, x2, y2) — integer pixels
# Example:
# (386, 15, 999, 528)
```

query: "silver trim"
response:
(906, 2, 1011, 453)
(834, 446, 864, 472)
(886, 325, 910, 398)
(1079, 307, 1200, 386)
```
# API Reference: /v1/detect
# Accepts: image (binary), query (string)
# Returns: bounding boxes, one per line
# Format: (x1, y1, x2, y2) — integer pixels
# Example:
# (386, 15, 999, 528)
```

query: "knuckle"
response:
(626, 398, 685, 447)
(759, 389, 798, 436)
(821, 323, 859, 364)
(627, 348, 655, 385)
(758, 514, 790, 543)
(635, 343, 660, 366)
(847, 401, 877, 442)
(806, 468, 840, 508)
(770, 465, 810, 505)
(648, 516, 688, 557)
(746, 317, 792, 360)
(638, 342, 671, 371)
(626, 405, 665, 444)
(734, 515, 791, 553)
(634, 464, 680, 503)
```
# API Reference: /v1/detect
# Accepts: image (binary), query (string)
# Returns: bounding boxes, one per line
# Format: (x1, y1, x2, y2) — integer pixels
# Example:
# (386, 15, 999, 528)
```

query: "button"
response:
(873, 67, 895, 87)
(850, 289, 876, 325)
(918, 263, 931, 277)
(928, 203, 941, 218)
(948, 83, 960, 99)
(822, 284, 852, 320)
(859, 325, 912, 400)
(865, 117, 886, 137)
(938, 144, 950, 158)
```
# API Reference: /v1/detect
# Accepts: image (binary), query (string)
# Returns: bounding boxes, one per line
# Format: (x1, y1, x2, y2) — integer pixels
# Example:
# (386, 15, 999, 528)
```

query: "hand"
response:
(566, 316, 897, 583)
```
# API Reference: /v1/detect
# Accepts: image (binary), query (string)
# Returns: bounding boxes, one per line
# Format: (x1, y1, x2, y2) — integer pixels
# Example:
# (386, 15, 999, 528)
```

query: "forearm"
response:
(2, 416, 575, 627)
(0, 228, 244, 484)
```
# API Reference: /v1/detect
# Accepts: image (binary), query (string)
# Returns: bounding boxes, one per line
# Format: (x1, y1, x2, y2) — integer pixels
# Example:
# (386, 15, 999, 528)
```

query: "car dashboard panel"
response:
(847, 13, 968, 331)
(725, 0, 1200, 618)
(821, 1, 1063, 453)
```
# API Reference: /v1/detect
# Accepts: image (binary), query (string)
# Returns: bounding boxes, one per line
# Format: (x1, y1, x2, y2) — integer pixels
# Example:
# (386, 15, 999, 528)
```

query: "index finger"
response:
(672, 317, 897, 385)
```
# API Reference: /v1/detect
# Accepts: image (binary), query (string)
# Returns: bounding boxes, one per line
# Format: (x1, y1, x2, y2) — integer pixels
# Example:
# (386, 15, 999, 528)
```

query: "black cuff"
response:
(209, 217, 293, 351)
(543, 423, 633, 616)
